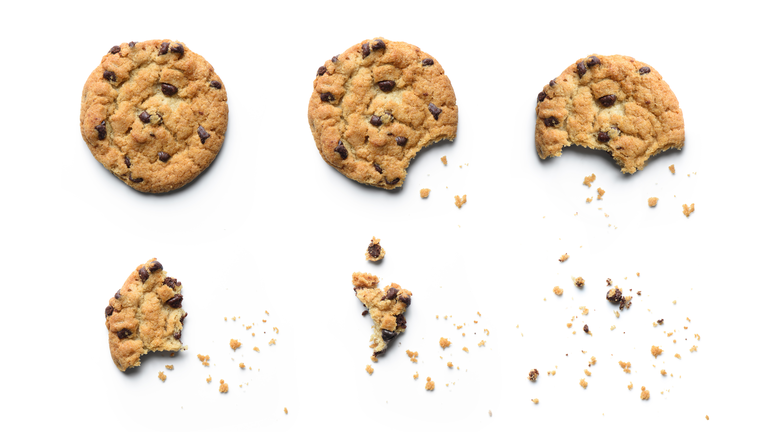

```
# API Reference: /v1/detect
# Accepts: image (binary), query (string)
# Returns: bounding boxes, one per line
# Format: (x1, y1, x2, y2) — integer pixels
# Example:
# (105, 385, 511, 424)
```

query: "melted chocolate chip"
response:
(180, 312, 188, 324)
(597, 132, 610, 143)
(95, 121, 107, 140)
(598, 94, 617, 107)
(320, 92, 335, 102)
(166, 294, 184, 308)
(105, 305, 114, 317)
(115, 290, 122, 299)
(332, 55, 339, 63)
(170, 43, 184, 55)
(586, 56, 601, 67)
(576, 61, 587, 77)
(109, 45, 121, 54)
(159, 42, 170, 55)
(374, 163, 383, 174)
(368, 242, 382, 258)
(128, 41, 136, 48)
(377, 80, 395, 92)
(373, 347, 387, 357)
(543, 116, 559, 127)
(398, 293, 411, 307)
(422, 58, 434, 66)
(161, 83, 178, 96)
(385, 177, 400, 185)
(139, 111, 151, 123)
(124, 156, 131, 168)
(149, 261, 163, 272)
(164, 277, 180, 288)
(173, 331, 181, 340)
(317, 66, 327, 76)
(396, 136, 408, 147)
(117, 328, 132, 339)
(128, 172, 143, 183)
(381, 329, 396, 341)
(639, 66, 651, 75)
(334, 141, 348, 159)
(550, 79, 556, 86)
(370, 115, 382, 126)
(158, 151, 170, 162)
(362, 42, 370, 58)
(537, 91, 546, 102)
(384, 287, 399, 300)
(362, 310, 368, 316)
(198, 126, 210, 144)
(396, 314, 407, 329)
(103, 71, 116, 81)
(583, 324, 589, 333)
(372, 39, 385, 50)
(210, 80, 222, 89)
(428, 103, 442, 120)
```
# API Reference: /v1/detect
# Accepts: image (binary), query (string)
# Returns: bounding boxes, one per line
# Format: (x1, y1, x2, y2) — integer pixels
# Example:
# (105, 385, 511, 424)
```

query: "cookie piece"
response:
(352, 272, 412, 356)
(365, 237, 385, 261)
(308, 38, 458, 189)
(105, 258, 187, 371)
(536, 55, 684, 173)
(80, 40, 228, 193)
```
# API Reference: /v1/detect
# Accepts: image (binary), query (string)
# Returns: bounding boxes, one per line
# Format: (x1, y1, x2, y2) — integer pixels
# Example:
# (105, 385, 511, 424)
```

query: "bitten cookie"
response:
(80, 40, 228, 193)
(105, 258, 187, 371)
(353, 272, 411, 356)
(308, 37, 458, 189)
(535, 55, 684, 173)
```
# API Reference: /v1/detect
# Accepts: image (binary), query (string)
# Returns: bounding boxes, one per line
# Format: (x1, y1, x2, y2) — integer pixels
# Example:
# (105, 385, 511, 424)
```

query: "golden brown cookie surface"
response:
(352, 272, 411, 355)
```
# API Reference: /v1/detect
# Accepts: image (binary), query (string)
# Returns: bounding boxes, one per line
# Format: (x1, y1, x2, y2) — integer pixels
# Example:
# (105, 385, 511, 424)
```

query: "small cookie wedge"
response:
(352, 272, 411, 356)
(365, 237, 385, 261)
(105, 258, 187, 371)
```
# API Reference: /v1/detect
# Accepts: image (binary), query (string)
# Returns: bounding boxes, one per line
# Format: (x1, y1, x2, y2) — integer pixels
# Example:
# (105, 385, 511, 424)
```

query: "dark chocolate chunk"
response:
(598, 94, 617, 107)
(583, 324, 589, 333)
(164, 277, 180, 288)
(332, 55, 339, 63)
(210, 80, 222, 89)
(128, 41, 136, 48)
(395, 136, 408, 147)
(117, 328, 132, 339)
(180, 312, 187, 324)
(109, 45, 121, 54)
(149, 261, 163, 272)
(586, 56, 601, 67)
(372, 39, 385, 50)
(597, 132, 610, 143)
(158, 151, 170, 162)
(422, 58, 434, 66)
(159, 42, 170, 55)
(173, 331, 181, 340)
(161, 83, 178, 96)
(124, 155, 131, 168)
(166, 294, 183, 308)
(317, 66, 327, 76)
(428, 103, 442, 120)
(334, 141, 348, 159)
(370, 115, 382, 126)
(381, 329, 396, 341)
(384, 287, 399, 300)
(549, 79, 556, 86)
(396, 314, 407, 329)
(139, 111, 151, 123)
(128, 173, 143, 183)
(657, 319, 664, 324)
(385, 177, 400, 185)
(320, 92, 335, 102)
(103, 71, 116, 82)
(576, 61, 587, 77)
(374, 163, 383, 174)
(397, 293, 411, 307)
(377, 80, 395, 92)
(170, 43, 184, 55)
(95, 121, 107, 140)
(198, 126, 210, 144)
(105, 305, 114, 317)
(362, 310, 368, 316)
(537, 91, 546, 102)
(606, 288, 623, 302)
(368, 242, 382, 258)
(543, 116, 559, 127)
(362, 42, 370, 58)
(639, 66, 651, 75)
(115, 290, 122, 299)
(373, 346, 387, 357)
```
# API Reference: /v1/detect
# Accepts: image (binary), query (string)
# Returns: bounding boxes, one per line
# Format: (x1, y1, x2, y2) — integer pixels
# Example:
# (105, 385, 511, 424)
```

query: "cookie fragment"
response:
(648, 197, 659, 207)
(353, 272, 411, 356)
(454, 194, 467, 209)
(365, 237, 386, 262)
(683, 203, 695, 217)
(420, 188, 431, 198)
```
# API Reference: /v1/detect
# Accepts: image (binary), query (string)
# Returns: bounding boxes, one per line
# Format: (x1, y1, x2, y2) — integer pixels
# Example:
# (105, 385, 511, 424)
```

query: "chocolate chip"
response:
(173, 331, 181, 340)
(396, 136, 408, 147)
(639, 66, 651, 75)
(543, 116, 559, 127)
(362, 310, 368, 316)
(537, 91, 546, 102)
(597, 132, 610, 143)
(103, 71, 116, 82)
(657, 319, 664, 324)
(105, 305, 114, 317)
(198, 126, 210, 144)
(159, 42, 169, 55)
(598, 94, 617, 107)
(384, 287, 399, 300)
(149, 261, 163, 272)
(373, 347, 387, 357)
(332, 55, 339, 63)
(362, 42, 370, 58)
(180, 312, 188, 324)
(428, 103, 442, 120)
(124, 156, 131, 168)
(370, 115, 382, 126)
(161, 83, 178, 96)
(109, 45, 121, 54)
(583, 324, 589, 333)
(320, 92, 335, 102)
(422, 58, 434, 66)
(374, 163, 383, 174)
(381, 329, 396, 341)
(139, 111, 151, 123)
(576, 61, 587, 77)
(334, 141, 348, 159)
(317, 66, 327, 76)
(128, 173, 143, 183)
(385, 177, 400, 185)
(396, 314, 407, 329)
(606, 288, 623, 302)
(368, 242, 382, 258)
(95, 121, 107, 140)
(158, 151, 170, 162)
(128, 41, 136, 48)
(115, 290, 122, 299)
(372, 39, 385, 50)
(166, 294, 184, 308)
(549, 79, 556, 86)
(398, 293, 411, 307)
(170, 43, 184, 55)
(164, 277, 180, 288)
(117, 328, 132, 339)
(586, 56, 601, 67)
(210, 80, 222, 89)
(377, 80, 395, 92)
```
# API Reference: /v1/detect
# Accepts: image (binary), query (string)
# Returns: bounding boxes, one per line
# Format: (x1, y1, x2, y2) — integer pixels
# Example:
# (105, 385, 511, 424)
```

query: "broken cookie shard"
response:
(352, 272, 411, 355)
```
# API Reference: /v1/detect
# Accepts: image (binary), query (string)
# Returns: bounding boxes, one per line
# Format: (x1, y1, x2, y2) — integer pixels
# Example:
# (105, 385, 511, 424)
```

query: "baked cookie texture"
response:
(535, 55, 684, 173)
(80, 40, 228, 193)
(352, 272, 411, 356)
(105, 258, 187, 371)
(308, 37, 458, 189)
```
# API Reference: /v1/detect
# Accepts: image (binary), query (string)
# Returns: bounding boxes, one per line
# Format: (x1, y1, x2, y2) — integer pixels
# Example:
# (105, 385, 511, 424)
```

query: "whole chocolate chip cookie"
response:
(308, 38, 458, 189)
(80, 40, 228, 193)
(352, 272, 411, 356)
(535, 55, 684, 173)
(105, 258, 187, 371)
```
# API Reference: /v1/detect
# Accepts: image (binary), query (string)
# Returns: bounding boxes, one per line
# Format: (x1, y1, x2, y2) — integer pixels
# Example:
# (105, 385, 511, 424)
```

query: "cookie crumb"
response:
(648, 197, 658, 207)
(619, 361, 632, 373)
(439, 337, 451, 349)
(365, 237, 386, 262)
(441, 156, 447, 165)
(532, 398, 539, 404)
(660, 369, 667, 376)
(284, 407, 288, 414)
(158, 371, 167, 382)
(165, 365, 174, 370)
(528, 369, 539, 382)
(683, 203, 695, 217)
(675, 353, 681, 359)
(425, 377, 435, 391)
(219, 379, 228, 393)
(628, 382, 633, 390)
(589, 356, 596, 366)
(579, 378, 588, 389)
(651, 345, 663, 358)
(706, 415, 709, 420)
(586, 197, 593, 203)
(597, 188, 605, 200)
(253, 347, 260, 352)
(584, 369, 592, 376)
(462, 347, 469, 353)
(230, 339, 242, 351)
(488, 410, 492, 417)
(478, 340, 486, 347)
(640, 386, 650, 400)
(669, 164, 675, 174)
(269, 339, 276, 345)
(454, 194, 467, 209)
(370, 355, 378, 363)
(552, 286, 563, 296)
(239, 363, 245, 369)
(413, 372, 419, 379)
(690, 345, 698, 352)
(573, 277, 585, 287)
(583, 173, 596, 188)
(206, 375, 212, 383)
(420, 188, 431, 198)
(447, 362, 454, 368)
(365, 365, 374, 375)
(559, 253, 569, 262)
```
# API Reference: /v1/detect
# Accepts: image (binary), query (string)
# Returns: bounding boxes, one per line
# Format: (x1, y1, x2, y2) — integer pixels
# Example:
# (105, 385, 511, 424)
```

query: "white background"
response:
(2, 0, 766, 430)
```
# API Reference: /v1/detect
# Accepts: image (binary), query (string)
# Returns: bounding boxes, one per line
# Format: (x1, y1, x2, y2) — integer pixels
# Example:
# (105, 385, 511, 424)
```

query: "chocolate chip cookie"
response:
(105, 258, 187, 371)
(308, 38, 458, 189)
(352, 272, 411, 356)
(80, 40, 228, 193)
(535, 55, 684, 173)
